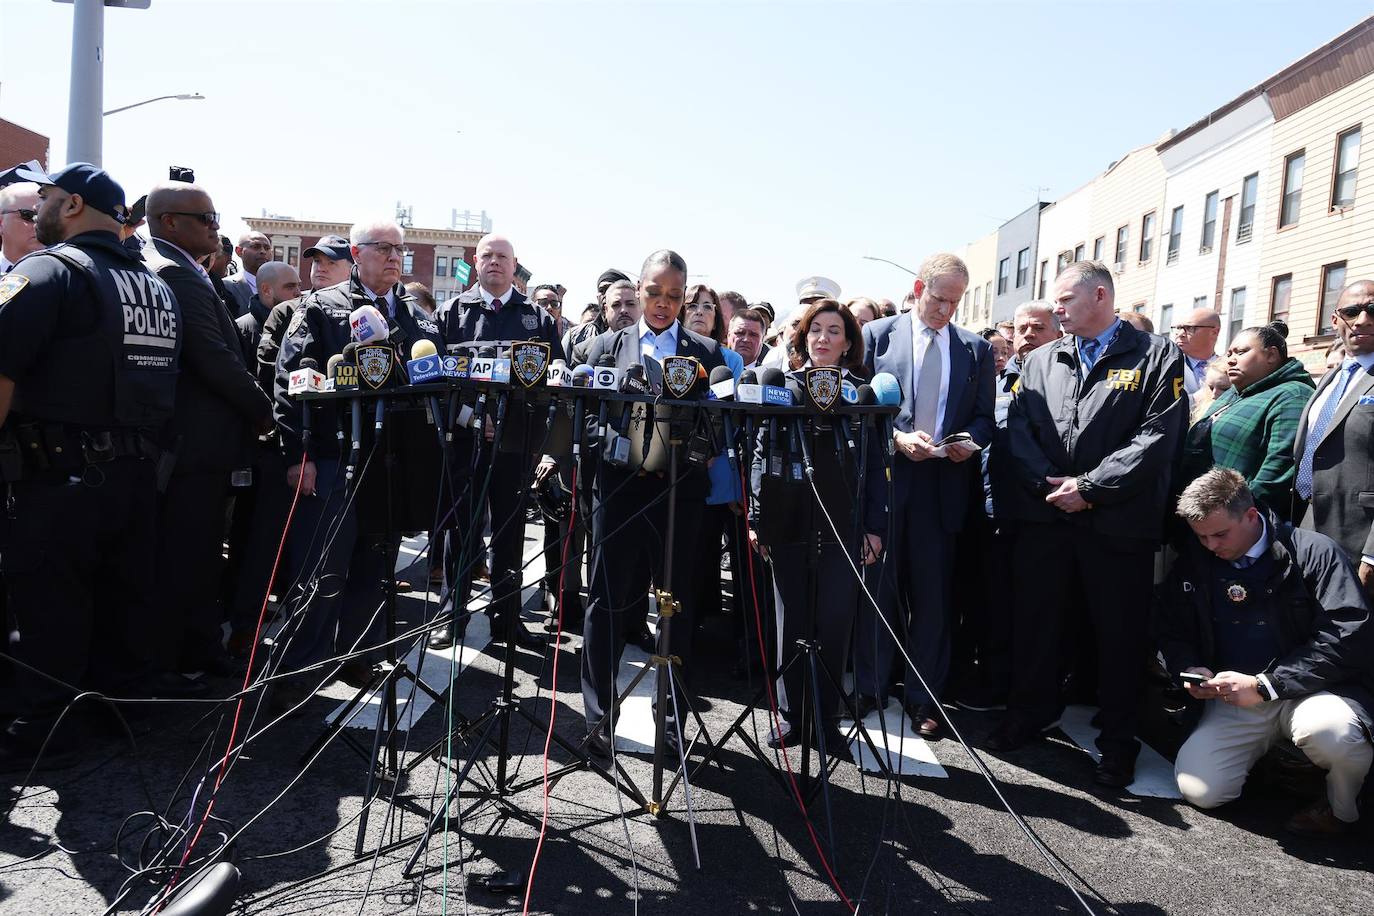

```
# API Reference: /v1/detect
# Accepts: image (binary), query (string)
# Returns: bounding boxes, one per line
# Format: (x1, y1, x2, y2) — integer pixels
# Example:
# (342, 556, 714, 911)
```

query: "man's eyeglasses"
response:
(1173, 324, 1217, 335)
(0, 208, 37, 223)
(357, 241, 408, 258)
(165, 211, 220, 226)
(1336, 302, 1374, 321)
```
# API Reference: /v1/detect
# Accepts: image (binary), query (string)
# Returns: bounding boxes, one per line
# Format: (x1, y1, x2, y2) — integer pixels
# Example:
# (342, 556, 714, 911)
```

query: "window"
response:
(1332, 126, 1361, 208)
(1114, 226, 1129, 266)
(1073, 243, 1085, 262)
(436, 256, 447, 276)
(1200, 190, 1219, 251)
(985, 281, 992, 307)
(1237, 175, 1258, 241)
(452, 259, 463, 278)
(1167, 206, 1184, 263)
(1057, 251, 1070, 275)
(963, 291, 970, 310)
(1093, 236, 1105, 261)
(1139, 212, 1155, 262)
(1280, 152, 1304, 228)
(273, 245, 284, 261)
(1320, 261, 1347, 331)
(287, 246, 298, 267)
(1159, 302, 1173, 332)
(1037, 260, 1048, 298)
(1015, 247, 1030, 287)
(1270, 274, 1292, 324)
(1193, 295, 1210, 311)
(997, 258, 1010, 295)
(974, 285, 983, 310)
(402, 250, 415, 274)
(1227, 288, 1246, 344)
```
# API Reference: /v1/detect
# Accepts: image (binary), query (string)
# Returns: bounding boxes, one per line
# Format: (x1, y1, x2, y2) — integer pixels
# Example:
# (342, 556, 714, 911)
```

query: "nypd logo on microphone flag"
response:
(511, 341, 550, 388)
(662, 355, 700, 399)
(357, 344, 395, 389)
(111, 267, 179, 371)
(806, 366, 841, 411)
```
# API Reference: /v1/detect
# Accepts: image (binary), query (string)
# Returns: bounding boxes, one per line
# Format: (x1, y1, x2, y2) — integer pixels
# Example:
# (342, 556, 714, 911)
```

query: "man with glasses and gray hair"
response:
(267, 219, 445, 709)
(1173, 305, 1221, 398)
(0, 181, 41, 274)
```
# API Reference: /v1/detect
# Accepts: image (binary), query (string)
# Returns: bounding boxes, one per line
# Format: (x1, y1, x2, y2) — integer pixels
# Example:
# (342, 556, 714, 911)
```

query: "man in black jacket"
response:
(990, 260, 1187, 789)
(146, 182, 273, 676)
(1159, 468, 1373, 836)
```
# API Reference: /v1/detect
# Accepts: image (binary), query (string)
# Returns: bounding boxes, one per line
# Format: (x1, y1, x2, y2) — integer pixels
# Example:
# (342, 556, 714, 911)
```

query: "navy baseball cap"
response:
(303, 234, 353, 262)
(15, 162, 128, 224)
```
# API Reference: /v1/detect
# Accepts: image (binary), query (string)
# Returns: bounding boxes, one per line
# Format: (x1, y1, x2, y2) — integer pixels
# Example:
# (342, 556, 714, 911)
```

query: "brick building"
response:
(0, 118, 50, 171)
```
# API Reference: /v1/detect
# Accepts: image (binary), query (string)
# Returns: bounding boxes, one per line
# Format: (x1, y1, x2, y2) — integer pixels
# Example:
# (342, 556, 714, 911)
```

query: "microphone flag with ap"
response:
(546, 358, 569, 387)
(408, 338, 442, 384)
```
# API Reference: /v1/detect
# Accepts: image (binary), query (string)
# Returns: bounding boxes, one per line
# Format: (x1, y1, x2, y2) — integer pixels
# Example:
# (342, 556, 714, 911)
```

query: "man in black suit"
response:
(1295, 279, 1374, 590)
(991, 261, 1186, 788)
(145, 182, 273, 675)
(221, 231, 271, 318)
(428, 234, 565, 651)
(854, 253, 996, 738)
(579, 249, 727, 755)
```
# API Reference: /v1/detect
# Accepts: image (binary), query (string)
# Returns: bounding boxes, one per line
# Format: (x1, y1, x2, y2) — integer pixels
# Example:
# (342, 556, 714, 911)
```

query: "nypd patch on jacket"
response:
(1006, 319, 1187, 540)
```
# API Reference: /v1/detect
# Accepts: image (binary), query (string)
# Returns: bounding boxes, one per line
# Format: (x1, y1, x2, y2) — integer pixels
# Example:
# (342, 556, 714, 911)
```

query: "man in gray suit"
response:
(1295, 279, 1374, 590)
(221, 230, 271, 317)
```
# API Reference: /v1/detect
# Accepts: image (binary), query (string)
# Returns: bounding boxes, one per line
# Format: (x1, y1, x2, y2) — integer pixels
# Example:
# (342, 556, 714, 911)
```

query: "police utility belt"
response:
(1, 421, 160, 481)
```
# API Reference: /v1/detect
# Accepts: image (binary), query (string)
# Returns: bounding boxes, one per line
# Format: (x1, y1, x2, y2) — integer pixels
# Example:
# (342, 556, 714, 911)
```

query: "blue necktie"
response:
(1080, 337, 1102, 375)
(1296, 359, 1362, 500)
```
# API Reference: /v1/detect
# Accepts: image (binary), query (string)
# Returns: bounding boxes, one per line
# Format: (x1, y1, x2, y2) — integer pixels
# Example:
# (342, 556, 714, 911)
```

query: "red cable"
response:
(523, 462, 575, 914)
(738, 460, 855, 912)
(154, 454, 309, 912)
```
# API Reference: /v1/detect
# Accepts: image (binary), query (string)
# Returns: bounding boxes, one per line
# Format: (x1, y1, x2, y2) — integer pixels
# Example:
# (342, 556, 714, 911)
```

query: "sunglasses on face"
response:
(1337, 302, 1374, 321)
(166, 211, 221, 226)
(1, 208, 37, 223)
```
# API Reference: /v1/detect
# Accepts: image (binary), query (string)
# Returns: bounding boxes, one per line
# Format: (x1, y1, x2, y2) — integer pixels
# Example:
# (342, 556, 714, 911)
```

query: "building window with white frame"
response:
(1201, 190, 1219, 251)
(1139, 212, 1155, 262)
(1167, 206, 1183, 263)
(1332, 126, 1361, 209)
(1227, 287, 1246, 344)
(1279, 152, 1304, 228)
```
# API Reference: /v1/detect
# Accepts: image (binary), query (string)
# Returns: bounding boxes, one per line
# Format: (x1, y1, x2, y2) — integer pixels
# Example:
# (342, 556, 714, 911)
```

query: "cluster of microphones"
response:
(287, 303, 903, 479)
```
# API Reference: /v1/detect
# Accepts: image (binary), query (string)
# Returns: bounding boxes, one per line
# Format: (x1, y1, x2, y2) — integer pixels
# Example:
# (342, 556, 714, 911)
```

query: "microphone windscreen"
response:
(708, 365, 734, 385)
(326, 354, 344, 378)
(856, 384, 877, 406)
(477, 345, 497, 358)
(300, 357, 319, 370)
(572, 364, 595, 387)
(341, 341, 360, 363)
(739, 369, 758, 385)
(348, 304, 389, 343)
(759, 367, 786, 387)
(872, 372, 902, 406)
(411, 338, 438, 360)
(596, 354, 616, 367)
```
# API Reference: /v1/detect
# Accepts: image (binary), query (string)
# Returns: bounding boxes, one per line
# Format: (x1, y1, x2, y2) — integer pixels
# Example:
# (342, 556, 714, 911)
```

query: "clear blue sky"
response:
(1, 0, 1369, 314)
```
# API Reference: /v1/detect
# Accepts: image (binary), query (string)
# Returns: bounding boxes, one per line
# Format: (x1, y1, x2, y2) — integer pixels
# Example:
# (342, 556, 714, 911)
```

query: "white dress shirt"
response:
(639, 319, 680, 364)
(159, 239, 213, 286)
(479, 285, 514, 310)
(243, 270, 258, 295)
(911, 317, 952, 440)
(363, 284, 397, 319)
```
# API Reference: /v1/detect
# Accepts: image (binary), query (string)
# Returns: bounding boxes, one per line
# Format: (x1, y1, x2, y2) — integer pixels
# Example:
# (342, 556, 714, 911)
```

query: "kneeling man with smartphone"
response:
(1156, 468, 1374, 837)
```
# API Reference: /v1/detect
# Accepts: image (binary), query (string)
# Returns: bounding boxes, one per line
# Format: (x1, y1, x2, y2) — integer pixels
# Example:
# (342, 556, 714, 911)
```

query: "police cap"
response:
(15, 162, 128, 224)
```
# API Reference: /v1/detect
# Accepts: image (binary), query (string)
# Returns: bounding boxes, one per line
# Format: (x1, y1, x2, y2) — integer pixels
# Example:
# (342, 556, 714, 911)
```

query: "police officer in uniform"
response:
(580, 249, 726, 756)
(0, 164, 183, 766)
(428, 234, 565, 652)
(272, 219, 444, 708)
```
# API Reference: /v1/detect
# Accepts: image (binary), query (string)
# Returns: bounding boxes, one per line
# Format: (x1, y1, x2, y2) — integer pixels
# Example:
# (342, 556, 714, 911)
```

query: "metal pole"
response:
(66, 0, 104, 166)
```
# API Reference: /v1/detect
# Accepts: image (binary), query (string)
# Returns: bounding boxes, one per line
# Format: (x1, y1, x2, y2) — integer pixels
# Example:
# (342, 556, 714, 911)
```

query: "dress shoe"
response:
(851, 694, 882, 719)
(954, 685, 1009, 712)
(766, 723, 795, 750)
(984, 716, 1057, 752)
(1285, 802, 1358, 838)
(903, 703, 942, 739)
(1093, 751, 1137, 789)
(662, 724, 683, 757)
(394, 578, 414, 593)
(491, 623, 545, 652)
(820, 729, 854, 763)
(584, 735, 613, 766)
(427, 623, 467, 651)
(337, 659, 374, 689)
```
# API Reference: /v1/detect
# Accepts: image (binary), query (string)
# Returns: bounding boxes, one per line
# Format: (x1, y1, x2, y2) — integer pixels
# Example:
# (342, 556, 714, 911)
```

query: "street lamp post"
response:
(104, 93, 204, 116)
(56, 0, 152, 167)
(862, 255, 919, 277)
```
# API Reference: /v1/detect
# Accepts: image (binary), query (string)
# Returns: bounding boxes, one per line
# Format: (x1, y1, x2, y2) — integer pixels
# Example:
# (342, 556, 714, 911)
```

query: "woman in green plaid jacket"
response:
(1180, 320, 1315, 521)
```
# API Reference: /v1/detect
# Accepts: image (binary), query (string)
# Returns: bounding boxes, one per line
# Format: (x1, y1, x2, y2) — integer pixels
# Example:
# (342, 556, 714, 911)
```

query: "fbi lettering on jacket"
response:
(1105, 368, 1141, 392)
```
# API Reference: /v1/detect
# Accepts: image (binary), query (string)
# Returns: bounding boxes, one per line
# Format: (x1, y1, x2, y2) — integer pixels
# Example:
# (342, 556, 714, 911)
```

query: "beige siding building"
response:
(1255, 20, 1374, 371)
(956, 228, 1000, 332)
(1085, 144, 1170, 315)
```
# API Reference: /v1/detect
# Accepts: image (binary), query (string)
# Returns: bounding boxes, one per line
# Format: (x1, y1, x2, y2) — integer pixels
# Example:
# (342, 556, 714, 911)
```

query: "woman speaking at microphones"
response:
(747, 298, 887, 755)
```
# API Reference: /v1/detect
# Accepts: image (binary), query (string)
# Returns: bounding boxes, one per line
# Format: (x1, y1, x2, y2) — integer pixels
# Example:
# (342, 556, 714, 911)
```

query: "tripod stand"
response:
(400, 392, 650, 877)
(691, 411, 892, 825)
(294, 396, 448, 856)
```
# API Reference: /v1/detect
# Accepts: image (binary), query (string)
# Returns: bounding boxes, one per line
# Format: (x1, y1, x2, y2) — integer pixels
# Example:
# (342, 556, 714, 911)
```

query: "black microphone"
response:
(761, 367, 786, 478)
(569, 363, 595, 457)
(607, 363, 647, 467)
(342, 343, 363, 478)
(708, 365, 740, 472)
(594, 354, 616, 440)
(786, 377, 811, 479)
(469, 345, 497, 433)
(737, 368, 759, 459)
